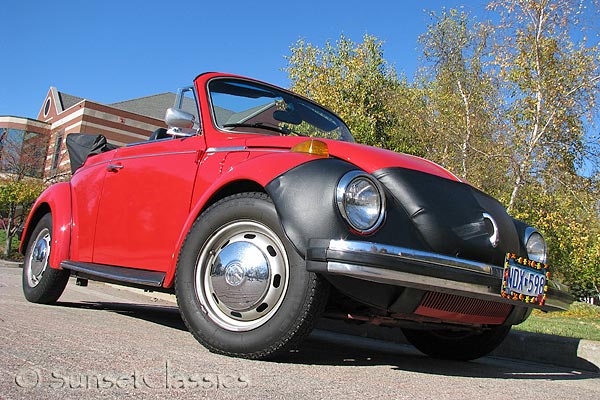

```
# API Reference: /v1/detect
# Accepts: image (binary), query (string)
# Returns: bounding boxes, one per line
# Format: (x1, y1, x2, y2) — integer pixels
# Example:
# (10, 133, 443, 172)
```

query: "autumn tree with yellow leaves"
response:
(284, 0, 600, 300)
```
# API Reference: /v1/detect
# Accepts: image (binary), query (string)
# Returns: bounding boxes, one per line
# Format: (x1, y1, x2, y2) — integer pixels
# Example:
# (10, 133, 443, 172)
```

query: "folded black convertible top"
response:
(66, 133, 119, 174)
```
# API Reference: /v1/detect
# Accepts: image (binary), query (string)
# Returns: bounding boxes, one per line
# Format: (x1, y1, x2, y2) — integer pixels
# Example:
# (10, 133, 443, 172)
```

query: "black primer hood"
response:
(373, 167, 520, 266)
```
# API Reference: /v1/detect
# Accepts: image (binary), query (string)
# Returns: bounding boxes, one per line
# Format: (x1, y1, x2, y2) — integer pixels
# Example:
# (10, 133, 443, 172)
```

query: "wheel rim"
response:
(25, 228, 51, 288)
(195, 220, 290, 331)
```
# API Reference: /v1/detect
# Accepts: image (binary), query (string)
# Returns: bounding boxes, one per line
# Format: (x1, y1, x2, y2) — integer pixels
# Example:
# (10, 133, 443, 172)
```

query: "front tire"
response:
(175, 192, 328, 359)
(22, 213, 70, 304)
(402, 325, 511, 361)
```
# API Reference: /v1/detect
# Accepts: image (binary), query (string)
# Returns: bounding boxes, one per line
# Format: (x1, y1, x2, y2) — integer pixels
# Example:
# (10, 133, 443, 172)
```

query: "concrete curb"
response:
(0, 259, 22, 269)
(315, 318, 600, 372)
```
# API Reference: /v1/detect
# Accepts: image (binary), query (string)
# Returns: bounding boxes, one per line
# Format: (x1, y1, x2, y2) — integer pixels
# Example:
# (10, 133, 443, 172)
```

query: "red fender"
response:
(162, 151, 315, 287)
(20, 182, 72, 270)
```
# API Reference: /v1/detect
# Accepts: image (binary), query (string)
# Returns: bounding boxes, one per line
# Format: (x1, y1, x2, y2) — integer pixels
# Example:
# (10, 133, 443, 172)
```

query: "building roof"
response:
(44, 88, 199, 123)
(58, 92, 85, 111)
(110, 92, 178, 121)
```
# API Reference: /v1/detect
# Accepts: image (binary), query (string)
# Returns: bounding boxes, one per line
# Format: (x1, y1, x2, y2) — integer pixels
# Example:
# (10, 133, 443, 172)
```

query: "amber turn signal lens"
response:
(290, 139, 329, 157)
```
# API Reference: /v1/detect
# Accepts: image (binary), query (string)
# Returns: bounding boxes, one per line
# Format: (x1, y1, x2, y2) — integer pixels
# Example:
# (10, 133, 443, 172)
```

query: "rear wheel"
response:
(175, 192, 329, 359)
(22, 213, 70, 304)
(402, 325, 511, 361)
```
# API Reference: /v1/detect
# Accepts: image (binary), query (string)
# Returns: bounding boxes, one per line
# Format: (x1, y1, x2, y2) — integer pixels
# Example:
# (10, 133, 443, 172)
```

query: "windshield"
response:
(208, 78, 354, 142)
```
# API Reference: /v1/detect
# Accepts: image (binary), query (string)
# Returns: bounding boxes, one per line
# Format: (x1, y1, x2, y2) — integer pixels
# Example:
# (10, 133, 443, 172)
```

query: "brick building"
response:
(0, 88, 174, 179)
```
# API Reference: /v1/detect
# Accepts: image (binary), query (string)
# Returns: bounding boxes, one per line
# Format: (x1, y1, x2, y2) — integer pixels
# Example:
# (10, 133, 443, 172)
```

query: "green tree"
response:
(0, 128, 48, 257)
(512, 173, 600, 298)
(0, 178, 46, 257)
(285, 34, 424, 154)
(282, 6, 600, 298)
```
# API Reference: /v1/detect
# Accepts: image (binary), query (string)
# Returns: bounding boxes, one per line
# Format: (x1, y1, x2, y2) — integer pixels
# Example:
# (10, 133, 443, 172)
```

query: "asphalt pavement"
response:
(2, 258, 599, 374)
(2, 263, 600, 400)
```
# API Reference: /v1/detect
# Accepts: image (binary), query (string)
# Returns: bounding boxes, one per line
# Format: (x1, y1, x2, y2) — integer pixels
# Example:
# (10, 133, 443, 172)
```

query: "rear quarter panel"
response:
(20, 182, 72, 269)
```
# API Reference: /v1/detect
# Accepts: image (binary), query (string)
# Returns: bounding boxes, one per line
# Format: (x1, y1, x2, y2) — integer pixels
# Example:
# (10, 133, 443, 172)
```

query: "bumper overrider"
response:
(306, 239, 573, 312)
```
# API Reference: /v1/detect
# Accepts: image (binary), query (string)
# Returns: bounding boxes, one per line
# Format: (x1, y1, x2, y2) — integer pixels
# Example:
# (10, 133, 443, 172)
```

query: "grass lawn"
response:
(514, 302, 600, 341)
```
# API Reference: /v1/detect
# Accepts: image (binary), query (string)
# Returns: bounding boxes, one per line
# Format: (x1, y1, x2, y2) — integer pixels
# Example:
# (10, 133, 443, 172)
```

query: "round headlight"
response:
(336, 171, 386, 234)
(525, 229, 547, 264)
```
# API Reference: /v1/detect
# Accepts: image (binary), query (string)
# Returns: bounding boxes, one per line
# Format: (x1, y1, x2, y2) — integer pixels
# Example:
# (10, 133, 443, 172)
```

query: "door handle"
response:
(107, 164, 124, 172)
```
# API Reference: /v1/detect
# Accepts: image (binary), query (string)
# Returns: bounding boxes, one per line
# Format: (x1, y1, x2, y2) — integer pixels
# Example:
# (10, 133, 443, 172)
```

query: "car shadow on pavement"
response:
(296, 330, 598, 381)
(54, 300, 598, 382)
(56, 300, 187, 331)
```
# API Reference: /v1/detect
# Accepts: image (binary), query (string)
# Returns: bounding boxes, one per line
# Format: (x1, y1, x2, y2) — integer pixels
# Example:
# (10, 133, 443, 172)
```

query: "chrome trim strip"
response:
(206, 146, 247, 153)
(482, 212, 499, 248)
(111, 150, 198, 162)
(327, 261, 489, 295)
(205, 146, 289, 154)
(328, 239, 502, 278)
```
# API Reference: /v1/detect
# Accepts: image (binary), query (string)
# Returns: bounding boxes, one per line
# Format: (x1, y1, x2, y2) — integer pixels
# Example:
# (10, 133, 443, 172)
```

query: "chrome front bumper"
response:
(306, 239, 573, 312)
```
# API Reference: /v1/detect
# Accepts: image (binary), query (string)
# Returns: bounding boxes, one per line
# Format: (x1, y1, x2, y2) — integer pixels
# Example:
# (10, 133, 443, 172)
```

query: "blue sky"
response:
(1, 0, 490, 119)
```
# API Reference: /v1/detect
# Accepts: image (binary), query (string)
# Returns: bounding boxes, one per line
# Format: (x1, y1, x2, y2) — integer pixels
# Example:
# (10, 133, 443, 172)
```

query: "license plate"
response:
(501, 253, 550, 306)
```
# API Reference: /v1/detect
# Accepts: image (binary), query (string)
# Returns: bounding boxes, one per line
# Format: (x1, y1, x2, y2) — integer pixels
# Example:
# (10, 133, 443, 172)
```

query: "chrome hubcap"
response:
(26, 228, 51, 287)
(210, 241, 271, 311)
(195, 221, 289, 331)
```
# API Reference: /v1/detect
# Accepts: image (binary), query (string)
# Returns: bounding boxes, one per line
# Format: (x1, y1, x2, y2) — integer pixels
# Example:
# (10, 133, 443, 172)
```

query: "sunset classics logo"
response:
(14, 361, 249, 391)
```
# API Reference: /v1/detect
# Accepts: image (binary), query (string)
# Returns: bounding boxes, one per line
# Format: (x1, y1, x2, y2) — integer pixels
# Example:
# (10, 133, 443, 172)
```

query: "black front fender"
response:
(265, 158, 426, 257)
(265, 158, 355, 256)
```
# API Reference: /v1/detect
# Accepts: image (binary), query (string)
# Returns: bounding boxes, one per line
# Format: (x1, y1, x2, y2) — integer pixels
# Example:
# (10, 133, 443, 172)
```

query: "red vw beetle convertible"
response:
(20, 72, 572, 360)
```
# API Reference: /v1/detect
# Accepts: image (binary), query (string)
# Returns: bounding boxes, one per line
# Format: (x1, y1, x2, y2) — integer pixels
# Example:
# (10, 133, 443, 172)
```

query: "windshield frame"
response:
(205, 77, 355, 143)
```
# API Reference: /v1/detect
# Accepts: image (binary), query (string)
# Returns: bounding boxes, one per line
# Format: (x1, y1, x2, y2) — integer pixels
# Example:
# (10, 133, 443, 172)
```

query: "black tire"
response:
(22, 213, 70, 304)
(175, 192, 329, 359)
(402, 325, 511, 361)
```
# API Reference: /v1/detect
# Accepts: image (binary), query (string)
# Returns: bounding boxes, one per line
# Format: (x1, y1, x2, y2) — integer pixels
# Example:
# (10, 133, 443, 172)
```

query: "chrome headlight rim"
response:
(336, 170, 386, 235)
(524, 227, 547, 264)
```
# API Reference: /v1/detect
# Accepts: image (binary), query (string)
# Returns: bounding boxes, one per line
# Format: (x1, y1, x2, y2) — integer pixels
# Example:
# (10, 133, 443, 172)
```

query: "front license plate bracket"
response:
(501, 253, 550, 306)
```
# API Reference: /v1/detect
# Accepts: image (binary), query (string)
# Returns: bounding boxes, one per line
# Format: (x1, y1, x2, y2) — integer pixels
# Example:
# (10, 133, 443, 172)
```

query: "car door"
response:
(69, 151, 112, 263)
(92, 136, 205, 272)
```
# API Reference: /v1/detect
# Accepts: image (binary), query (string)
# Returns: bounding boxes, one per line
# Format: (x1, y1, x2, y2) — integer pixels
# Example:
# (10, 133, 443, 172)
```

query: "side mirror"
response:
(165, 107, 195, 129)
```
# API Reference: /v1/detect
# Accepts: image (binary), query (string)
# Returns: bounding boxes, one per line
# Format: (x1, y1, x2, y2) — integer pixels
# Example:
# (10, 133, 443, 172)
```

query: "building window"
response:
(51, 132, 63, 170)
(43, 98, 51, 117)
(0, 128, 46, 178)
(23, 131, 47, 178)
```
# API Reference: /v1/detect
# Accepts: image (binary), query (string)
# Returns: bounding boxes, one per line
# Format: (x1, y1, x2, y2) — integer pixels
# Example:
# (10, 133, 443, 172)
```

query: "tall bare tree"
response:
(418, 9, 507, 192)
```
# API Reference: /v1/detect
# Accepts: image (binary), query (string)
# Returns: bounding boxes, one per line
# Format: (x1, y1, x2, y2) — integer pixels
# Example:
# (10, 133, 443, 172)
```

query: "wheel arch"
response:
(264, 158, 360, 256)
(163, 178, 267, 288)
(19, 182, 72, 270)
(19, 202, 51, 255)
(201, 179, 266, 212)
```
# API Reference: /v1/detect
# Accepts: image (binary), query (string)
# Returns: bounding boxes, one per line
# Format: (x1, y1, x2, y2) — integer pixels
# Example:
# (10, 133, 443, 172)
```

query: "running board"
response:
(60, 261, 165, 288)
